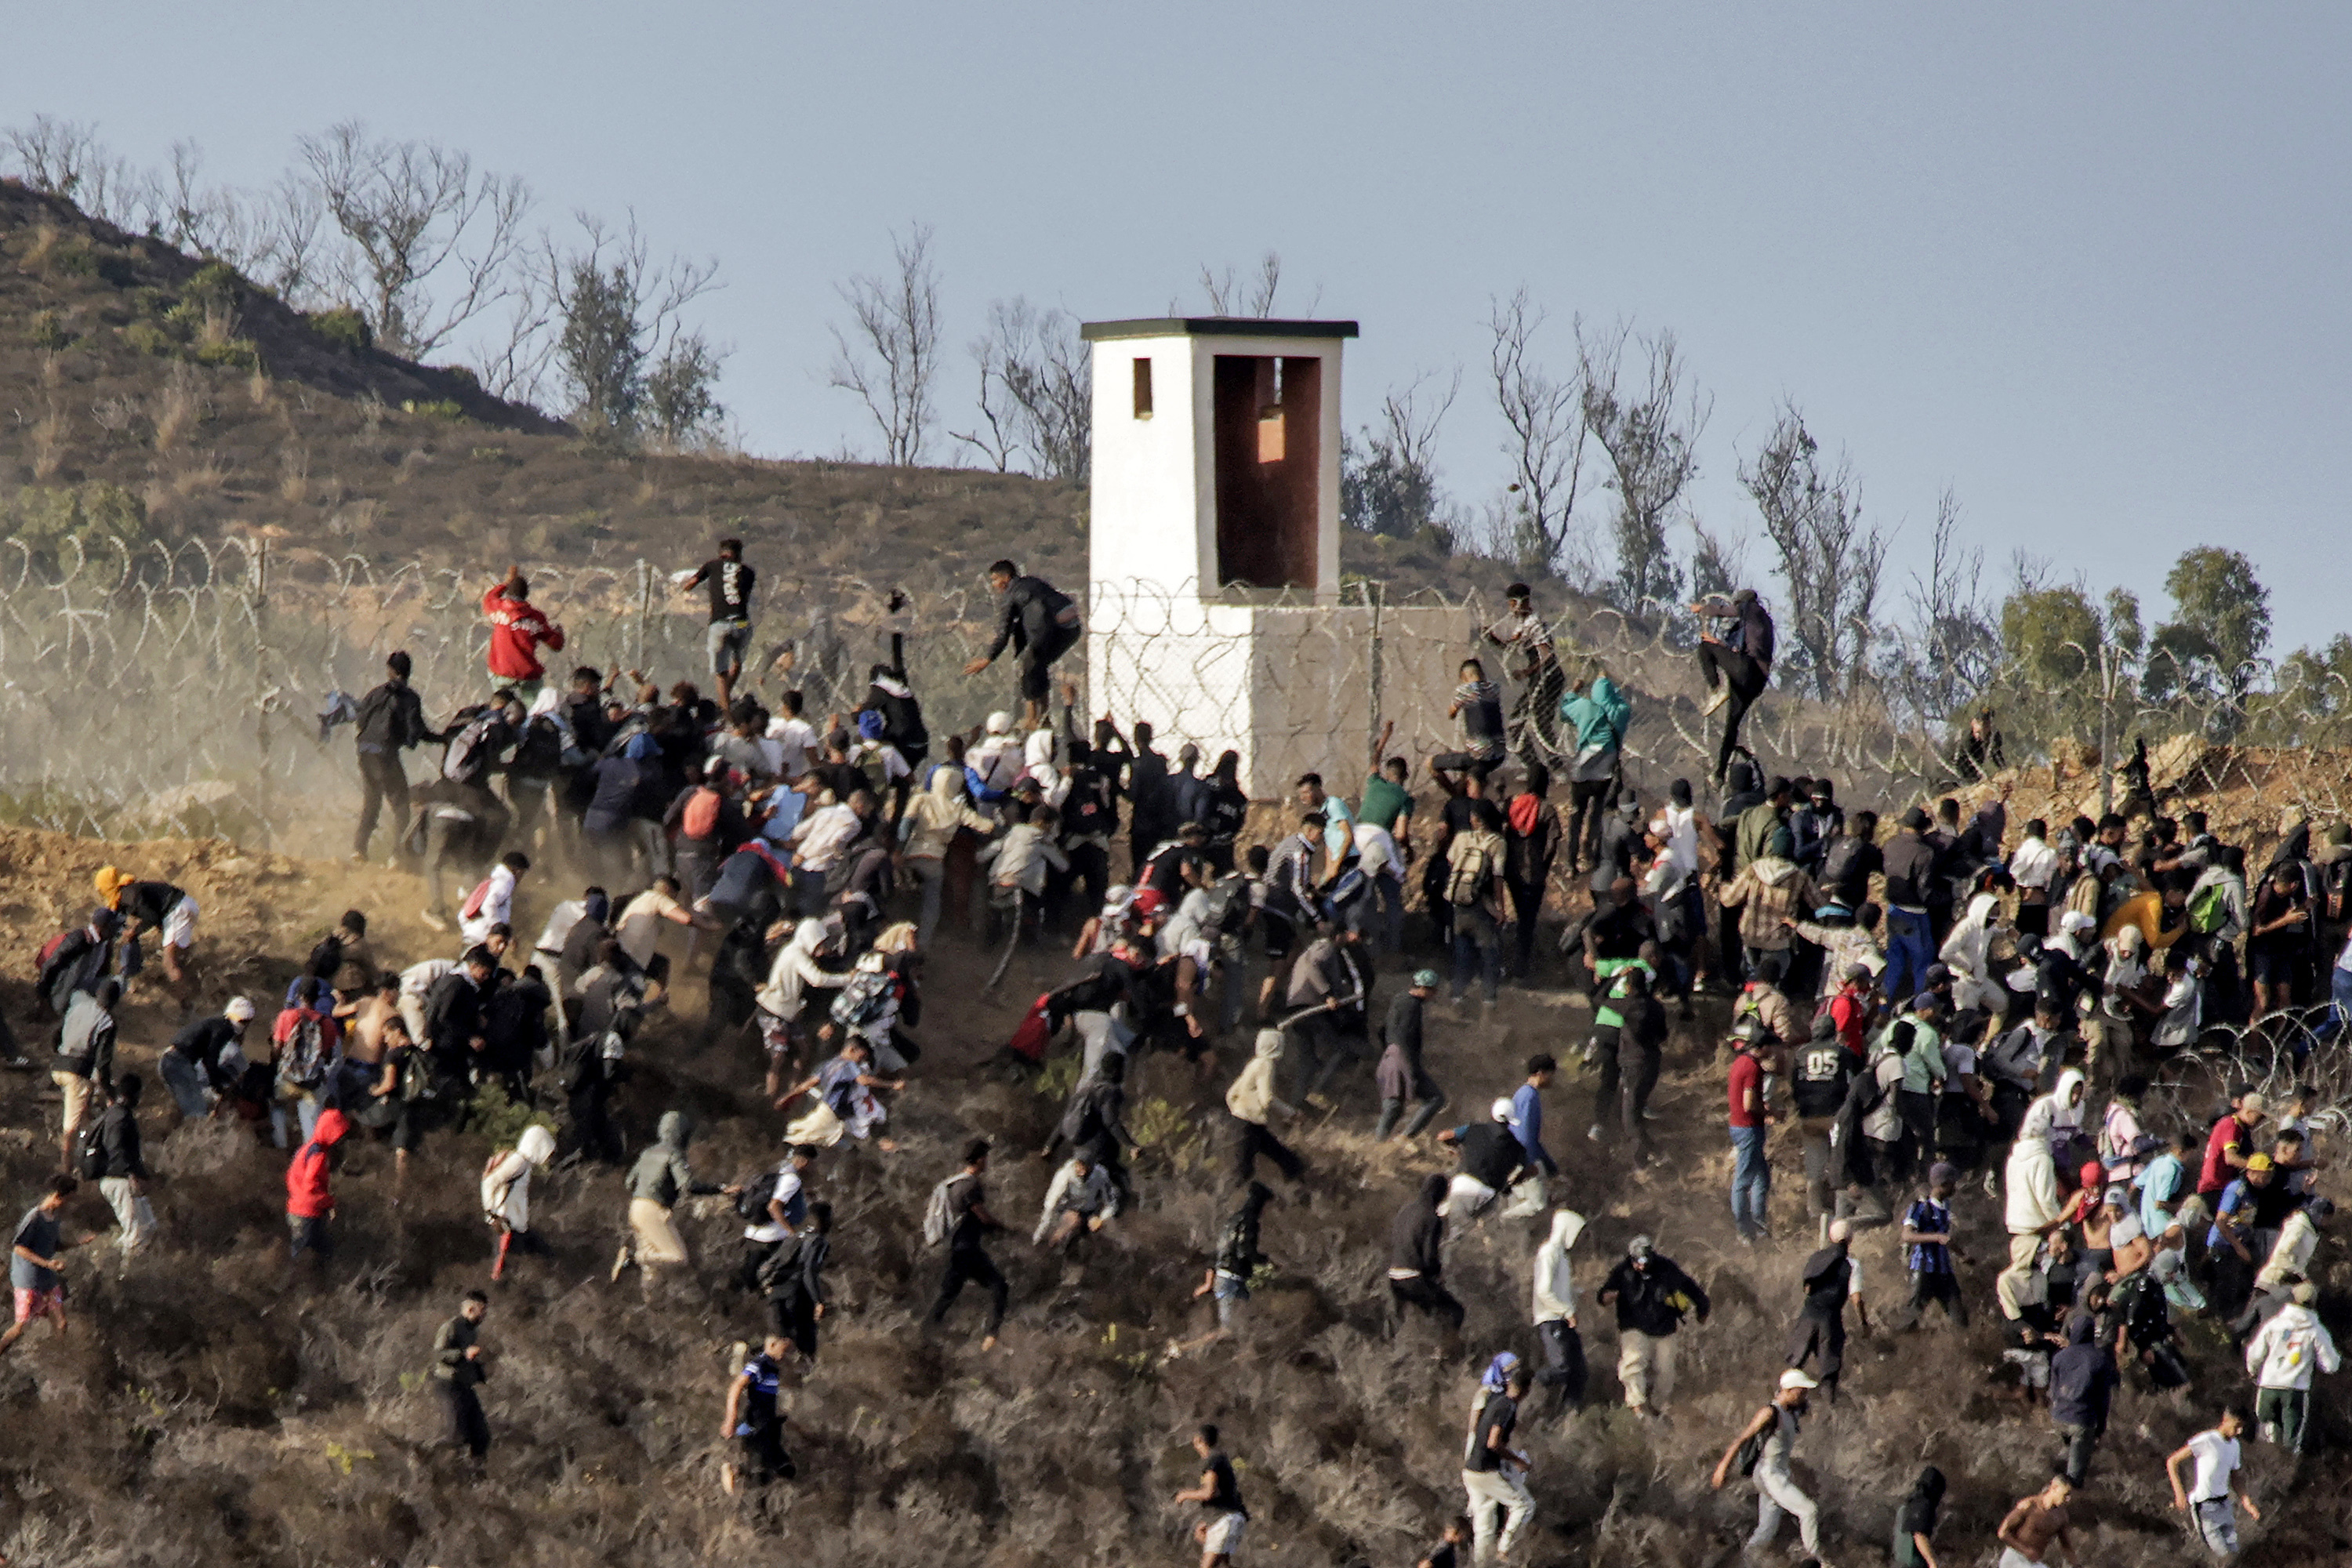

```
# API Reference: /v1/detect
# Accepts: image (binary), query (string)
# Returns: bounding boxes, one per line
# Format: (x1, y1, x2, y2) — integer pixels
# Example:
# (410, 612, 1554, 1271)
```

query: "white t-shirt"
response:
(767, 716, 821, 781)
(1657, 804, 1700, 877)
(535, 899, 586, 958)
(1352, 822, 1400, 880)
(617, 890, 684, 968)
(2186, 1430, 2240, 1502)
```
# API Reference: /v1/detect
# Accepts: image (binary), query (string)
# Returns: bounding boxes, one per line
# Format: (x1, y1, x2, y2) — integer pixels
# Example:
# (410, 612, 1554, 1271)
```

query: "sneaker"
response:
(1700, 688, 1730, 718)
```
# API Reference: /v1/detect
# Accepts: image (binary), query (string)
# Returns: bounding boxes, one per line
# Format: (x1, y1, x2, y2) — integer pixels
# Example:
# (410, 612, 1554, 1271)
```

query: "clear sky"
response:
(12, 2, 2349, 654)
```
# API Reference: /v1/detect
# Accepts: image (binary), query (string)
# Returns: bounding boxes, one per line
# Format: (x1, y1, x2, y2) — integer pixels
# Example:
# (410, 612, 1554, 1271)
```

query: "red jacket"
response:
(286, 1109, 350, 1219)
(482, 584, 564, 681)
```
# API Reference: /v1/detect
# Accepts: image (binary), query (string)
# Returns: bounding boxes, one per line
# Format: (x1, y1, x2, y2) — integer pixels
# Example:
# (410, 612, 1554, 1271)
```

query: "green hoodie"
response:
(626, 1110, 720, 1207)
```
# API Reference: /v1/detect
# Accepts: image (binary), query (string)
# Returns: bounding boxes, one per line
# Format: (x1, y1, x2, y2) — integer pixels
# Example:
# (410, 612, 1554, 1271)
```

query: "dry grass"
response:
(28, 401, 66, 479)
(278, 444, 310, 506)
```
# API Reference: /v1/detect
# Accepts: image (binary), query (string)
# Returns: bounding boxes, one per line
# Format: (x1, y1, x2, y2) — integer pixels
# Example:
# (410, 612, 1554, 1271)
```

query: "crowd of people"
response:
(10, 548, 2345, 1566)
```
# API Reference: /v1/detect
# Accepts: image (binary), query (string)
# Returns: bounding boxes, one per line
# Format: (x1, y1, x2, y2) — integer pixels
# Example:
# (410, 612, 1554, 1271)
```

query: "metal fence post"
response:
(252, 537, 272, 849)
(635, 559, 651, 674)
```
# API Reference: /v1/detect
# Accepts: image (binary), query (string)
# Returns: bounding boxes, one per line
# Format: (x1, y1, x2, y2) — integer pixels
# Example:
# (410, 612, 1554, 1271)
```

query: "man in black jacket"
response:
(962, 559, 1083, 729)
(1386, 1174, 1463, 1335)
(1597, 1236, 1710, 1416)
(95, 1071, 155, 1264)
(1691, 587, 1775, 783)
(2048, 1308, 2117, 1486)
(353, 650, 434, 862)
(1787, 1218, 1868, 1403)
(1882, 807, 1941, 1005)
(430, 1290, 492, 1465)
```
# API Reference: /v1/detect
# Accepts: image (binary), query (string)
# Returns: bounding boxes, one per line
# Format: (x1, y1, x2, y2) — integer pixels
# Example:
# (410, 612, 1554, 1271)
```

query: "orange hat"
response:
(93, 866, 132, 907)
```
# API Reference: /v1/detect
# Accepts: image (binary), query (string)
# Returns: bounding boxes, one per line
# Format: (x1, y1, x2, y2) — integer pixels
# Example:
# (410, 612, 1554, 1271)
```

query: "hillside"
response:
(2, 823, 2345, 1567)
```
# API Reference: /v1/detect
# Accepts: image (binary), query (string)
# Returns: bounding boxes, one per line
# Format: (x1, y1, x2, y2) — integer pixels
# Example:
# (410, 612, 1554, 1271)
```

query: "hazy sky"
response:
(12, 3, 2350, 652)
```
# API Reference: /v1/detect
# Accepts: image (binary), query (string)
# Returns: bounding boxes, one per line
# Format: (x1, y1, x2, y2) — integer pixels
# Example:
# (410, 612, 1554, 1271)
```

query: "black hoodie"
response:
(1388, 1175, 1448, 1279)
(1895, 1465, 1945, 1546)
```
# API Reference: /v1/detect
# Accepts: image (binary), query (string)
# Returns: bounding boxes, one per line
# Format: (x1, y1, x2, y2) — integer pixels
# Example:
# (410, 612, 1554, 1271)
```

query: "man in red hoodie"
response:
(286, 1108, 350, 1274)
(481, 568, 565, 705)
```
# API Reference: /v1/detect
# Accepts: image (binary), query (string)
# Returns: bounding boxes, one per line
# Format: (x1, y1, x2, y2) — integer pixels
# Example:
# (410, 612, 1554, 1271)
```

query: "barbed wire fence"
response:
(7, 535, 2352, 865)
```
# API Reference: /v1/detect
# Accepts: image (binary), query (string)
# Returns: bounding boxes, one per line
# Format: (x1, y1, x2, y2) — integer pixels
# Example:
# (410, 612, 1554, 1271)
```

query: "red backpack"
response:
(681, 786, 722, 841)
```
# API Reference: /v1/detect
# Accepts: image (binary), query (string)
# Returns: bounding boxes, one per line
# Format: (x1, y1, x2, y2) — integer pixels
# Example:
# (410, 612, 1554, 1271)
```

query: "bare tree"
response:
(3, 115, 156, 231)
(953, 299, 1091, 481)
(830, 223, 943, 466)
(1897, 488, 1998, 720)
(1486, 289, 1590, 572)
(1581, 324, 1709, 615)
(1740, 401, 1887, 699)
(1196, 251, 1287, 317)
(1342, 369, 1459, 537)
(542, 211, 724, 441)
(296, 121, 532, 360)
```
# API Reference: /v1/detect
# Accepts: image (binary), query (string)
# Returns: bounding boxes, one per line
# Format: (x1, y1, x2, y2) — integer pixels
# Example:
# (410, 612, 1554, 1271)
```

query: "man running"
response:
(0, 1177, 80, 1359)
(1174, 1422, 1250, 1568)
(1995, 1471, 2078, 1567)
(2166, 1408, 2259, 1560)
(720, 1333, 797, 1493)
(674, 538, 757, 710)
(352, 649, 434, 862)
(927, 1140, 1011, 1350)
(962, 559, 1083, 730)
(1710, 1370, 1819, 1562)
(1459, 1364, 1534, 1566)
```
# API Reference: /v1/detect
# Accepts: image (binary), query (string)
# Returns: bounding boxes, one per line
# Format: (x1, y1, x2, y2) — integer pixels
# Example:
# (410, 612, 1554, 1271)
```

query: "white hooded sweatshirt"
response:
(2245, 1301, 2340, 1392)
(1225, 1029, 1294, 1127)
(481, 1124, 557, 1232)
(2005, 1123, 2063, 1236)
(757, 919, 849, 1019)
(1532, 1207, 1586, 1325)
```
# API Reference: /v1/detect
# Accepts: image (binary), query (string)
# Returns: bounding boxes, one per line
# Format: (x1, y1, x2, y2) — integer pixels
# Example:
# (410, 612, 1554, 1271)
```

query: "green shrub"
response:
(194, 336, 260, 370)
(45, 238, 96, 277)
(162, 299, 205, 333)
(93, 250, 140, 287)
(3, 482, 150, 574)
(436, 364, 481, 393)
(401, 398, 465, 421)
(457, 1082, 556, 1148)
(121, 320, 176, 357)
(28, 310, 69, 350)
(310, 307, 370, 354)
(184, 260, 241, 310)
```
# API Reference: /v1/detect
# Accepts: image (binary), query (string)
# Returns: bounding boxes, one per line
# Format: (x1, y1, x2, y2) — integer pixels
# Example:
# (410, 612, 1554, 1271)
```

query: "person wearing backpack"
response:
(664, 758, 742, 916)
(38, 908, 120, 1022)
(925, 1140, 1011, 1350)
(270, 978, 343, 1151)
(1502, 766, 1563, 983)
(762, 1198, 834, 1361)
(481, 1124, 557, 1282)
(458, 851, 532, 951)
(52, 978, 118, 1174)
(93, 1072, 154, 1266)
(735, 1143, 818, 1292)
(1459, 1363, 1534, 1565)
(1710, 1370, 1820, 1561)
(1446, 800, 1508, 1008)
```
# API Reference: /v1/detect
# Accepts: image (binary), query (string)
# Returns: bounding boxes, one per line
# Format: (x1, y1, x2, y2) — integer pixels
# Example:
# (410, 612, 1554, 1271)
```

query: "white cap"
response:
(1779, 1370, 1819, 1392)
(223, 996, 256, 1022)
(985, 711, 1013, 735)
(2060, 909, 2097, 935)
(1490, 1097, 1515, 1123)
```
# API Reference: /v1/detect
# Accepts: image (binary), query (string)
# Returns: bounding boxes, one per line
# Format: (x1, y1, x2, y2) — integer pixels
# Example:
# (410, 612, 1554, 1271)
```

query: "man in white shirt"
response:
(1351, 819, 1406, 953)
(1531, 1207, 1586, 1417)
(767, 695, 821, 782)
(2165, 1408, 2259, 1559)
(461, 852, 529, 948)
(789, 796, 868, 914)
(2009, 817, 2060, 940)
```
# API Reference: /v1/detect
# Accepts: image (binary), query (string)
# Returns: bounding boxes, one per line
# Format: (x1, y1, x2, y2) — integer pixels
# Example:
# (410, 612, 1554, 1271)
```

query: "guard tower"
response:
(1082, 318, 1474, 797)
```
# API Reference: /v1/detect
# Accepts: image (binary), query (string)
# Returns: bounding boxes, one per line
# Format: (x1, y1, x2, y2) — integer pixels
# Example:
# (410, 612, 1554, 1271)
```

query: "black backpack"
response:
(74, 1112, 109, 1181)
(733, 1169, 781, 1223)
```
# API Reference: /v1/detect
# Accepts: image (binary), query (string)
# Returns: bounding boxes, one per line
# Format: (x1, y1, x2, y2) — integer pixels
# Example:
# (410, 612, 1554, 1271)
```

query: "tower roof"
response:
(1080, 317, 1359, 342)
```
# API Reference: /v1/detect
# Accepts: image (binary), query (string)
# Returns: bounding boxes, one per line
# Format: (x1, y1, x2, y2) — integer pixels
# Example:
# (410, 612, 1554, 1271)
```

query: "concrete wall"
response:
(1087, 333, 1207, 593)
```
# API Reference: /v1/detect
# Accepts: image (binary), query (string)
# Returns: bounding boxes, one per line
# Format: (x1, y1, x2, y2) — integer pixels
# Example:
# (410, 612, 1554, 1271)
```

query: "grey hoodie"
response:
(626, 1110, 720, 1207)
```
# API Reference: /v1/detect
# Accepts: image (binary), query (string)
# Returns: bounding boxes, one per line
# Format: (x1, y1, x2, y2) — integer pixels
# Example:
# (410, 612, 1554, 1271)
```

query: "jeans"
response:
(2257, 1384, 2310, 1454)
(1229, 1117, 1305, 1189)
(2194, 1497, 2239, 1558)
(158, 1051, 213, 1119)
(909, 855, 946, 949)
(1884, 908, 1935, 1011)
(354, 747, 411, 859)
(1452, 906, 1503, 1004)
(438, 1381, 490, 1459)
(1369, 872, 1406, 955)
(1377, 1092, 1447, 1140)
(1536, 1318, 1585, 1414)
(1506, 876, 1546, 979)
(1698, 641, 1768, 782)
(98, 1177, 156, 1258)
(1730, 1124, 1771, 1237)
(1389, 1275, 1465, 1334)
(2056, 1419, 2100, 1486)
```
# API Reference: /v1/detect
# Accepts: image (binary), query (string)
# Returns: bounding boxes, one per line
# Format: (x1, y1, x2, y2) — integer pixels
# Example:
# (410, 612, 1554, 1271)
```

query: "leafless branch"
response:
(829, 223, 942, 466)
